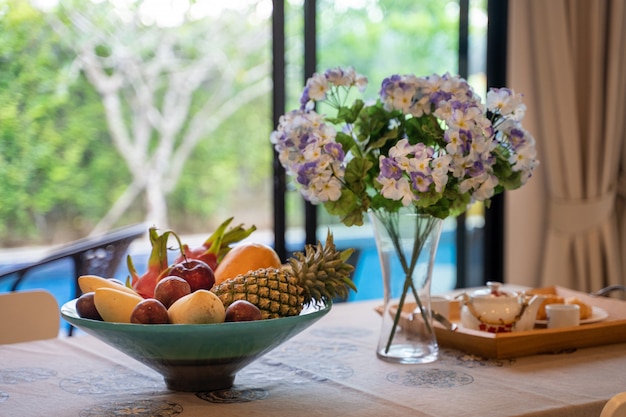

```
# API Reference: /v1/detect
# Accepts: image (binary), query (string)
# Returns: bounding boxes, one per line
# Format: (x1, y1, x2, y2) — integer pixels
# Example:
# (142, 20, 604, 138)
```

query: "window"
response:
(1, 0, 504, 304)
(274, 0, 496, 300)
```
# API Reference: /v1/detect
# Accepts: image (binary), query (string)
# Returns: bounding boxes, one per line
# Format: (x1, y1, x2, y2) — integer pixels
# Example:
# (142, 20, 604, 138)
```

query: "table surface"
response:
(1, 298, 624, 417)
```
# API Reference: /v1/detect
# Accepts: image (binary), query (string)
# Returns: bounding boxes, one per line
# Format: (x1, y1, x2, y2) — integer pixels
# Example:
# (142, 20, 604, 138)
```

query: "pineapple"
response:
(211, 231, 357, 319)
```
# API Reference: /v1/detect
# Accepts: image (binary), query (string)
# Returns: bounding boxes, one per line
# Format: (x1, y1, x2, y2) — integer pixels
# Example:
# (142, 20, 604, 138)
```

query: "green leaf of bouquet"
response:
(447, 192, 472, 215)
(340, 209, 365, 227)
(491, 148, 523, 190)
(371, 194, 403, 212)
(325, 116, 344, 125)
(414, 189, 444, 209)
(498, 170, 523, 190)
(405, 114, 444, 147)
(355, 102, 399, 146)
(324, 189, 359, 216)
(323, 191, 365, 227)
(366, 128, 400, 151)
(492, 157, 513, 178)
(344, 157, 373, 195)
(336, 132, 355, 153)
(337, 99, 365, 124)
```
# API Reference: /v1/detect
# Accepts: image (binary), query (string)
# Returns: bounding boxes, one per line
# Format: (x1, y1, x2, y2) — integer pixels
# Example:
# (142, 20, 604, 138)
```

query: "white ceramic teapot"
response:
(459, 282, 543, 333)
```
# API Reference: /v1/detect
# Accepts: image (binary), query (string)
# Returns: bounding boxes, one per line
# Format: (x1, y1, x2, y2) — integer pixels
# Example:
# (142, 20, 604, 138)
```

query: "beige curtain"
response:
(505, 0, 626, 291)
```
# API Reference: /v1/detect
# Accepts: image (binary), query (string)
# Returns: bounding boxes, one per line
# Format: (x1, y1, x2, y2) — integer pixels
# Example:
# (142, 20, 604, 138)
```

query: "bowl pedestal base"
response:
(150, 359, 247, 392)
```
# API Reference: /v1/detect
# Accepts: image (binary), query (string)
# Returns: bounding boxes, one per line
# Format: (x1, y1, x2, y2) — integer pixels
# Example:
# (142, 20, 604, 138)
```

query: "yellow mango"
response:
(78, 275, 138, 296)
(168, 290, 225, 324)
(94, 287, 144, 323)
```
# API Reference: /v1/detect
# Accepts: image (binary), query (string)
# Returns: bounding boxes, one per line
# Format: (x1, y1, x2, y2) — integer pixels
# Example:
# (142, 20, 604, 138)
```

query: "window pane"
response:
(283, 0, 488, 300)
(1, 0, 273, 239)
(0, 1, 273, 300)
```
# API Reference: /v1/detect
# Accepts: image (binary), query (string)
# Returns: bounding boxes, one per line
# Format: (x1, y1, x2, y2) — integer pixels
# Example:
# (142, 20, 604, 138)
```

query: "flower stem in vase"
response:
(371, 208, 443, 364)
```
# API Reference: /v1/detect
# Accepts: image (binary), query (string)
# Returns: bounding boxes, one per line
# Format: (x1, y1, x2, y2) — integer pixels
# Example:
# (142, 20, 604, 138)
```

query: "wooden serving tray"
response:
(434, 286, 626, 359)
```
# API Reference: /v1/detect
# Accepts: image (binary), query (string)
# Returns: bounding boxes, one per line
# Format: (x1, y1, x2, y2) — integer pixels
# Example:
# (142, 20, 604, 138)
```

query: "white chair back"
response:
(601, 392, 626, 417)
(0, 290, 60, 344)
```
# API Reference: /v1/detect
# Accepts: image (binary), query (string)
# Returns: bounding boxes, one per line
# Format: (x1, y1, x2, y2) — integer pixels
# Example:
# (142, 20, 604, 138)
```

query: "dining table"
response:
(1, 295, 625, 417)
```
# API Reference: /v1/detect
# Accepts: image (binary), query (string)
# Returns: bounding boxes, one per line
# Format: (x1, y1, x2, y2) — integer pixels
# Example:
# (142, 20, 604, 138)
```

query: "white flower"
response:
(325, 66, 368, 92)
(310, 175, 343, 202)
(355, 74, 368, 92)
(389, 139, 413, 158)
(487, 88, 526, 121)
(408, 153, 431, 175)
(473, 174, 499, 201)
(445, 129, 463, 155)
(306, 73, 329, 101)
(379, 177, 414, 206)
(392, 87, 414, 113)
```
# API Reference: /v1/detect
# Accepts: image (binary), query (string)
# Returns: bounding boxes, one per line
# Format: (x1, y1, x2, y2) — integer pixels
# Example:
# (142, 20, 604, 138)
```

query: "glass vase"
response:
(369, 208, 443, 364)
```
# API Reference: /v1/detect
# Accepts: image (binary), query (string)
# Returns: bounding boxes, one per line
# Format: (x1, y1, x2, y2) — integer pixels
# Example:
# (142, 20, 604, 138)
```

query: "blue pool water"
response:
(0, 230, 456, 320)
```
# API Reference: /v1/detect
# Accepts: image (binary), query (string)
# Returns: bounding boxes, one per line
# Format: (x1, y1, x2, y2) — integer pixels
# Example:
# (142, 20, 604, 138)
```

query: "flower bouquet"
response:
(271, 66, 538, 363)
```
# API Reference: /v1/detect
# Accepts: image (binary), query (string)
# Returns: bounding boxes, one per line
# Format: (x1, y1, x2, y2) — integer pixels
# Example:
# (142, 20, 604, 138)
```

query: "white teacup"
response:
(546, 303, 580, 329)
(430, 295, 451, 320)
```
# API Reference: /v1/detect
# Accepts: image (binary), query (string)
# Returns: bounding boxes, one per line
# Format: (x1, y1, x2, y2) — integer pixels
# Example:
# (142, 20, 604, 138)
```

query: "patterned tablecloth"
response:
(0, 299, 624, 417)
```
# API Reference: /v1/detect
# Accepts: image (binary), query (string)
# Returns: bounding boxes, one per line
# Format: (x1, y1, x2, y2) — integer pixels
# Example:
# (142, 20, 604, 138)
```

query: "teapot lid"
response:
(472, 281, 515, 298)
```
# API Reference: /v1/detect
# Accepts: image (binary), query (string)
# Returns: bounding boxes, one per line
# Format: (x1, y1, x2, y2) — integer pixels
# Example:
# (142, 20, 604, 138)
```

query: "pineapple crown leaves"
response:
(288, 230, 358, 305)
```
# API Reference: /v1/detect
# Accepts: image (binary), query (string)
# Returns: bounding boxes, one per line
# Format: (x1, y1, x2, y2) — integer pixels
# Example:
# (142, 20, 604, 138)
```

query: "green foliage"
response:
(317, 0, 459, 93)
(1, 0, 480, 245)
(168, 96, 274, 231)
(0, 1, 130, 244)
(1, 1, 273, 245)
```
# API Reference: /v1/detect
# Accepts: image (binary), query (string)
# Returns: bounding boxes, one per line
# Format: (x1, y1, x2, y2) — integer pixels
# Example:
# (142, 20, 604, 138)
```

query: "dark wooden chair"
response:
(0, 223, 147, 335)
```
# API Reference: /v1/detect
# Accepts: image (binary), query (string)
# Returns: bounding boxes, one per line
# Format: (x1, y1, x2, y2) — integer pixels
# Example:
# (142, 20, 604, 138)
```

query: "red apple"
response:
(130, 299, 169, 324)
(154, 276, 192, 309)
(168, 259, 215, 292)
(225, 300, 262, 322)
(174, 244, 218, 271)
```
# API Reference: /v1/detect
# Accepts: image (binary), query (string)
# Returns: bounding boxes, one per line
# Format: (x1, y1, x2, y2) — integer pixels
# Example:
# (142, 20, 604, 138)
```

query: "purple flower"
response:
(379, 157, 403, 180)
(509, 128, 526, 149)
(430, 90, 452, 105)
(300, 87, 310, 110)
(379, 74, 402, 100)
(468, 160, 485, 177)
(299, 133, 316, 150)
(410, 171, 431, 192)
(296, 161, 319, 186)
(324, 142, 345, 161)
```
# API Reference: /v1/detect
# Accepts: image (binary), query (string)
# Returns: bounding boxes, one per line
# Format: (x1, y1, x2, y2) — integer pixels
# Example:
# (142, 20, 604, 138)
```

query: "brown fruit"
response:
(168, 259, 215, 292)
(214, 242, 282, 286)
(154, 276, 192, 309)
(224, 300, 262, 322)
(130, 299, 170, 324)
(76, 292, 103, 321)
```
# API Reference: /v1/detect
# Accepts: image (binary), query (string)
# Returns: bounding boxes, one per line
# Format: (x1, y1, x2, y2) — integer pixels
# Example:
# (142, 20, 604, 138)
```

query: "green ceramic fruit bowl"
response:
(61, 299, 331, 392)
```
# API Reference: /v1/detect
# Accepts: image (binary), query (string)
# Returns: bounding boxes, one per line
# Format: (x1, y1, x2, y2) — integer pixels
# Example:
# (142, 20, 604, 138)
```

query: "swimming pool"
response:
(0, 229, 457, 328)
